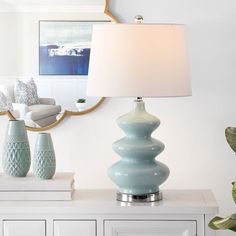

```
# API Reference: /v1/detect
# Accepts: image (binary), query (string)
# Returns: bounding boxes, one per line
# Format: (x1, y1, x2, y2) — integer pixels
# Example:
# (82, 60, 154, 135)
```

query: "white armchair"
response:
(0, 84, 61, 127)
(38, 98, 55, 105)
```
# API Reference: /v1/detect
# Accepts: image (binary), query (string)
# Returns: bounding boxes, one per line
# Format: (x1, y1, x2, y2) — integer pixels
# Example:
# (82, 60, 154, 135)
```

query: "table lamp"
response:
(87, 17, 191, 202)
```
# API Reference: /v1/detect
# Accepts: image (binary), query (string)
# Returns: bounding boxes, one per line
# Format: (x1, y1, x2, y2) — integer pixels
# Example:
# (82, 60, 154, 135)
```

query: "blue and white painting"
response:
(39, 21, 97, 76)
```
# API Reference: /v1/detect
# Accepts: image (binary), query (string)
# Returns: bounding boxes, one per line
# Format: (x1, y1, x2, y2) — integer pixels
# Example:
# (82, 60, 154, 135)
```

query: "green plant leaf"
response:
(209, 215, 236, 232)
(232, 182, 236, 203)
(225, 127, 236, 153)
(77, 98, 86, 103)
(209, 216, 222, 230)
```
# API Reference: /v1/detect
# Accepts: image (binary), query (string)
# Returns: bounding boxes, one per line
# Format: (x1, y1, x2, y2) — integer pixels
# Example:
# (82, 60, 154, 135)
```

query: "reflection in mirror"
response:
(35, 78, 102, 123)
(0, 0, 115, 130)
(0, 78, 101, 128)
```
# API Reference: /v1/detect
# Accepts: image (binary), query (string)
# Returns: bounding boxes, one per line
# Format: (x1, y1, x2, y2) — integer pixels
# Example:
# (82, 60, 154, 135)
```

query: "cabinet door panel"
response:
(54, 220, 96, 236)
(105, 220, 196, 236)
(3, 220, 46, 236)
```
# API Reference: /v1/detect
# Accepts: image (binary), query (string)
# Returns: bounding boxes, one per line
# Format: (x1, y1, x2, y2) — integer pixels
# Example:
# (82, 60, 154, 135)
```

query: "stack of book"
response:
(0, 172, 74, 201)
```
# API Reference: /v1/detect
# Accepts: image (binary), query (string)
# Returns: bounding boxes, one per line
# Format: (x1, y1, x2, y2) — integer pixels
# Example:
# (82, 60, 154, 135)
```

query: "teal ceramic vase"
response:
(33, 133, 56, 179)
(108, 99, 170, 201)
(2, 120, 31, 177)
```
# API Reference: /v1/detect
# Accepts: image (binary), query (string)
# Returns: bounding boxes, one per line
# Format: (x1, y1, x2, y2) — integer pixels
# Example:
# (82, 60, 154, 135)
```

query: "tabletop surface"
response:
(0, 189, 219, 215)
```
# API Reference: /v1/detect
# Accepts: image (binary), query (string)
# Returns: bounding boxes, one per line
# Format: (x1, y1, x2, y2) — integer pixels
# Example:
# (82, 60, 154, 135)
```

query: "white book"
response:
(0, 172, 74, 191)
(0, 190, 74, 201)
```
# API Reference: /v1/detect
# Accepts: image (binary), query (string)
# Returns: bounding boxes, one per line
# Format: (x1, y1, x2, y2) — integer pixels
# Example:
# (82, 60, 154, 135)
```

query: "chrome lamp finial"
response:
(134, 15, 144, 24)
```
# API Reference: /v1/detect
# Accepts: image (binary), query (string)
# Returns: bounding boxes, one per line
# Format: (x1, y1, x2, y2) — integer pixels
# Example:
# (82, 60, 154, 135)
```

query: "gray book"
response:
(0, 172, 74, 191)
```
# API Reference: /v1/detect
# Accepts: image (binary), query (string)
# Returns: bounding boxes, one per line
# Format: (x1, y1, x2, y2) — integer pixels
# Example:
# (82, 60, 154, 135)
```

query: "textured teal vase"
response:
(33, 133, 56, 179)
(108, 99, 170, 200)
(2, 120, 31, 177)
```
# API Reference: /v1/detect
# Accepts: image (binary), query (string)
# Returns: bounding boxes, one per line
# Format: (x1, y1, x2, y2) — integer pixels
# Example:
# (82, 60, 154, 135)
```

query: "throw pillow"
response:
(0, 91, 13, 112)
(14, 78, 40, 106)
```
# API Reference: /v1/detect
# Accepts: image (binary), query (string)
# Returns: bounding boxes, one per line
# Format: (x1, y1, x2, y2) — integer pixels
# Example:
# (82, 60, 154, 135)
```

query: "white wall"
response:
(1, 1, 236, 235)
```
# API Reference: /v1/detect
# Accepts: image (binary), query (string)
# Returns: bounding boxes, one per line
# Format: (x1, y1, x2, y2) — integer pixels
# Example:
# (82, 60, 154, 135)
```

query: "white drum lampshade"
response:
(87, 24, 191, 97)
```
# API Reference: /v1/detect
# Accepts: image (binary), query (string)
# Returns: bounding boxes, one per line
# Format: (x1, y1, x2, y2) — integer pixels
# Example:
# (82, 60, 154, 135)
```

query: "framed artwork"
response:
(39, 21, 109, 76)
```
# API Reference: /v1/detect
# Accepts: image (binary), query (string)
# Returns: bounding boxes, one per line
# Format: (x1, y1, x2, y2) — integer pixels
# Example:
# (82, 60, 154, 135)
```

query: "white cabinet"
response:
(3, 220, 46, 236)
(54, 220, 96, 236)
(105, 221, 196, 236)
(0, 190, 218, 236)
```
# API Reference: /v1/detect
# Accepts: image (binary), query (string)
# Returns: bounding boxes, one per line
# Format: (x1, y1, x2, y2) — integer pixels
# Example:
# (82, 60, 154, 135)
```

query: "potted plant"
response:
(208, 127, 236, 232)
(76, 98, 86, 111)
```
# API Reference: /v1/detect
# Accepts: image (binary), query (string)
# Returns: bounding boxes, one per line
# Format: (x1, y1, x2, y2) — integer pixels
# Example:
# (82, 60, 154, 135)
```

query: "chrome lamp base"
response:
(117, 191, 162, 203)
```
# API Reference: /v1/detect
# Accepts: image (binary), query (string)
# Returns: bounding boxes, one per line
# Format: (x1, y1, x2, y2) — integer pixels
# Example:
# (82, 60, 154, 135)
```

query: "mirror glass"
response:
(0, 0, 114, 130)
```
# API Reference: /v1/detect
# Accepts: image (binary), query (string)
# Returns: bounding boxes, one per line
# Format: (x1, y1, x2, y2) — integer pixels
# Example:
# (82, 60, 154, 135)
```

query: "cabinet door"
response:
(3, 220, 46, 236)
(54, 220, 96, 236)
(105, 220, 196, 236)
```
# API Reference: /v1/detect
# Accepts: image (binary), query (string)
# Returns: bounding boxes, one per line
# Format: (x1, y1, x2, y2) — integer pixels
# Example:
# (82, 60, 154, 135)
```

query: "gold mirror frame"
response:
(0, 0, 116, 132)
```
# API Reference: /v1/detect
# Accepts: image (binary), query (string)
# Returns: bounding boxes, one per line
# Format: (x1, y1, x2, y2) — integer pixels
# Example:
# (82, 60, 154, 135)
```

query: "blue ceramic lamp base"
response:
(108, 98, 170, 202)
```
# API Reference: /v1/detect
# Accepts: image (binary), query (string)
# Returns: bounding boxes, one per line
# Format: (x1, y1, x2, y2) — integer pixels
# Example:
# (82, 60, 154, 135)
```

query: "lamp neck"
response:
(134, 97, 145, 111)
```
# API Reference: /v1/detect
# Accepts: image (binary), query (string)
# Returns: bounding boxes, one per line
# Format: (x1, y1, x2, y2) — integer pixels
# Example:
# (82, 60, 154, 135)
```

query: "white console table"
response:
(0, 189, 218, 236)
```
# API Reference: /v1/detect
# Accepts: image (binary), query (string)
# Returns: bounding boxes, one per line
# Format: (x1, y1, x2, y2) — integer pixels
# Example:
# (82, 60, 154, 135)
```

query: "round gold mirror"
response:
(0, 0, 116, 131)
